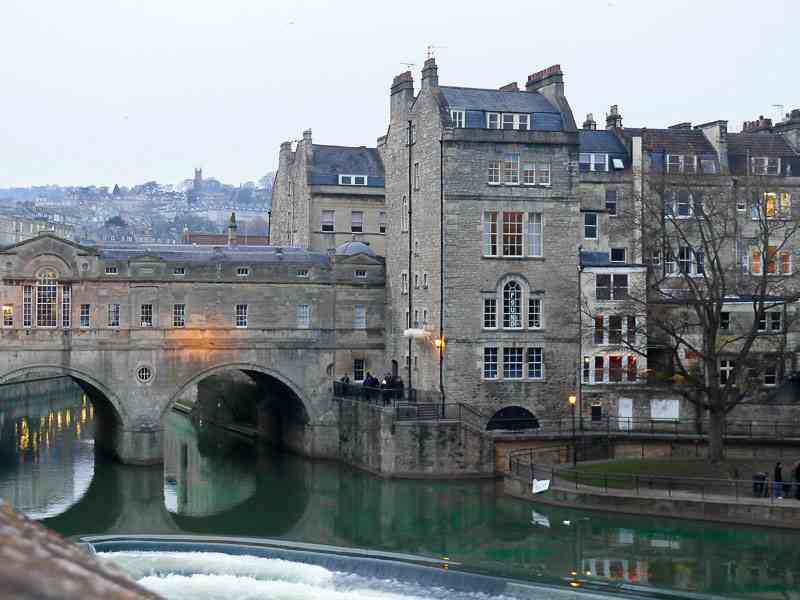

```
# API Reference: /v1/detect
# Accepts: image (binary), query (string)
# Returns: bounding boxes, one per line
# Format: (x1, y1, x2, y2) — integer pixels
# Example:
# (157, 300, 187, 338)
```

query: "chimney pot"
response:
(606, 105, 623, 129)
(582, 113, 597, 130)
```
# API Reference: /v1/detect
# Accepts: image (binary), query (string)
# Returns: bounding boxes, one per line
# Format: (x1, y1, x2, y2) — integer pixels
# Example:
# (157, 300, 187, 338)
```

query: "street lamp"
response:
(568, 394, 577, 467)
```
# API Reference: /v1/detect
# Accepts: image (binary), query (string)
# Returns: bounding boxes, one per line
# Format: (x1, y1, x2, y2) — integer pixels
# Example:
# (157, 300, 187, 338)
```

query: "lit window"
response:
(321, 210, 335, 232)
(140, 304, 153, 327)
(503, 281, 522, 328)
(584, 213, 598, 239)
(483, 298, 497, 329)
(236, 266, 250, 277)
(483, 211, 498, 256)
(351, 211, 363, 233)
(502, 212, 523, 256)
(36, 270, 58, 328)
(173, 304, 186, 328)
(528, 297, 542, 328)
(481, 348, 494, 379)
(297, 304, 311, 329)
(503, 347, 523, 379)
(235, 304, 248, 328)
(108, 303, 120, 328)
(527, 347, 543, 379)
(354, 305, 366, 329)
(2, 305, 12, 328)
(450, 109, 465, 128)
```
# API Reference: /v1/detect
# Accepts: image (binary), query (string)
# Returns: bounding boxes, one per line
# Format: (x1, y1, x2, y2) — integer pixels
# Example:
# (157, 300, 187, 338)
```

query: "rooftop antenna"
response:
(426, 44, 447, 59)
(772, 104, 785, 123)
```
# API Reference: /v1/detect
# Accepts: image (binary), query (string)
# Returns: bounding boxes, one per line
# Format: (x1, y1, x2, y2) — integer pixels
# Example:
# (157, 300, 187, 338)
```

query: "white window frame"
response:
(354, 305, 366, 330)
(350, 211, 363, 233)
(502, 153, 520, 185)
(297, 304, 311, 329)
(719, 359, 735, 385)
(296, 269, 310, 278)
(584, 212, 598, 240)
(321, 210, 335, 232)
(353, 358, 366, 382)
(235, 304, 248, 328)
(483, 347, 498, 379)
(527, 212, 543, 257)
(355, 269, 367, 279)
(339, 174, 368, 186)
(173, 266, 186, 276)
(605, 189, 618, 216)
(483, 210, 498, 256)
(610, 248, 626, 263)
(483, 297, 497, 330)
(527, 347, 544, 379)
(450, 109, 465, 128)
(2, 304, 12, 328)
(528, 297, 542, 329)
(173, 303, 186, 328)
(487, 112, 501, 129)
(108, 303, 120, 328)
(503, 347, 524, 379)
(105, 265, 118, 275)
(488, 160, 501, 185)
(236, 266, 250, 277)
(502, 280, 523, 329)
(140, 303, 153, 328)
(79, 304, 90, 329)
(502, 211, 524, 256)
(536, 161, 551, 186)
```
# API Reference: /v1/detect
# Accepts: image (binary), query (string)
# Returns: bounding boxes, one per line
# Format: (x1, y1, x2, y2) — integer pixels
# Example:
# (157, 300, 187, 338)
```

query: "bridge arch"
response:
(486, 405, 540, 431)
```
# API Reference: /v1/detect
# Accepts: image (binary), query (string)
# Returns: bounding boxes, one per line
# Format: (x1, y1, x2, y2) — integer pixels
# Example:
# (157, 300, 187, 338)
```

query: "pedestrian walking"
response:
(774, 462, 784, 499)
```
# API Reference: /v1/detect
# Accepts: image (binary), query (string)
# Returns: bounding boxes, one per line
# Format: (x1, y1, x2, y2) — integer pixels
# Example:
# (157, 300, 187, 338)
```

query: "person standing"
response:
(774, 462, 784, 499)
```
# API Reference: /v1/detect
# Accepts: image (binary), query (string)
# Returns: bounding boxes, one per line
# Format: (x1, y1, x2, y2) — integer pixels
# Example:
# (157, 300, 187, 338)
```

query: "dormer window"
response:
(339, 174, 368, 186)
(105, 265, 118, 275)
(487, 112, 501, 129)
(450, 110, 465, 128)
(296, 269, 310, 278)
(579, 153, 609, 172)
(173, 266, 185, 276)
(236, 266, 250, 277)
(666, 154, 696, 174)
(489, 112, 529, 131)
(751, 157, 781, 176)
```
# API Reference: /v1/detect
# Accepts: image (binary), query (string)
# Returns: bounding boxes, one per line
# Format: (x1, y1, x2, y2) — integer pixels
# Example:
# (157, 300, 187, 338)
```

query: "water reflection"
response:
(2, 378, 800, 597)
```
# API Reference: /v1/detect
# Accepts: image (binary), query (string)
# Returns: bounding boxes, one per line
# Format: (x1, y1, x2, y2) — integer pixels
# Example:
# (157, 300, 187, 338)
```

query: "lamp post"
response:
(569, 394, 577, 467)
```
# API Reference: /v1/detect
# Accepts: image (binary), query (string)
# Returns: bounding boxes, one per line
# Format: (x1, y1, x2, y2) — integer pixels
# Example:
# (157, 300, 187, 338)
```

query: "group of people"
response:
(753, 462, 800, 499)
(338, 371, 405, 404)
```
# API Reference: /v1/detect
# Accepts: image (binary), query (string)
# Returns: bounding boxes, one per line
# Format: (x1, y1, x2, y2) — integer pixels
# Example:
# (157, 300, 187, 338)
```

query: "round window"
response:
(136, 366, 153, 383)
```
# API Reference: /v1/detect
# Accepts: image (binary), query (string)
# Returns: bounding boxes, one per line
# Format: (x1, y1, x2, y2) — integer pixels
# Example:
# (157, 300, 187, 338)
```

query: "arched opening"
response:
(486, 406, 540, 431)
(169, 365, 311, 455)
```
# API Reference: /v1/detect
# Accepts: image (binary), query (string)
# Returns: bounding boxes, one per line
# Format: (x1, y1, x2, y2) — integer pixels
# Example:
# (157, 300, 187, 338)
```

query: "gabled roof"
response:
(309, 145, 384, 186)
(439, 86, 558, 114)
(0, 233, 98, 255)
(623, 128, 716, 156)
(98, 245, 330, 266)
(578, 130, 628, 155)
(727, 132, 797, 157)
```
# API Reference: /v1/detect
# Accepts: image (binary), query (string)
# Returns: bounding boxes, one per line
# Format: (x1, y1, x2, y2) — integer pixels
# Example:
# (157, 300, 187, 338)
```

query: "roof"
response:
(580, 250, 643, 268)
(439, 86, 558, 114)
(309, 145, 384, 186)
(183, 233, 270, 246)
(727, 132, 797, 157)
(578, 130, 628, 155)
(623, 128, 716, 155)
(336, 241, 376, 257)
(97, 244, 330, 266)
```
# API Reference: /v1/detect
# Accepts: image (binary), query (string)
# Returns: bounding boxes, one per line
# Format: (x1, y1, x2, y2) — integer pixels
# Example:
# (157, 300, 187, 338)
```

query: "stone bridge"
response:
(0, 234, 385, 464)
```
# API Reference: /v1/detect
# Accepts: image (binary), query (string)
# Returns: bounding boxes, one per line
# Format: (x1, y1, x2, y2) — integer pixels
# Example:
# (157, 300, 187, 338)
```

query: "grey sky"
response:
(1, 0, 797, 188)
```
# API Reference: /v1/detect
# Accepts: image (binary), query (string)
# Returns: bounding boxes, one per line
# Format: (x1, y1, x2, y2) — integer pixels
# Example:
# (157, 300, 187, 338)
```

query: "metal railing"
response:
(333, 381, 402, 406)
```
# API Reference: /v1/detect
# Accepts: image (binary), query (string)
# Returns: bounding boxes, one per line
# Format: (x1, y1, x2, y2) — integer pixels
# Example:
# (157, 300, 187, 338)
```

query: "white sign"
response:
(531, 510, 551, 528)
(532, 479, 551, 494)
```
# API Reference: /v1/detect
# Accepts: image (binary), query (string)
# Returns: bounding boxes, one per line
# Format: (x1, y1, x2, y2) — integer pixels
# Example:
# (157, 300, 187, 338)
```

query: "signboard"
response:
(532, 479, 550, 494)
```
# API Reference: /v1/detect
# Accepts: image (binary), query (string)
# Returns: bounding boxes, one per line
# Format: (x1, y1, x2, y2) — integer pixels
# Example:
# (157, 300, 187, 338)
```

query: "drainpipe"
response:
(439, 136, 445, 414)
(577, 245, 583, 430)
(407, 120, 413, 395)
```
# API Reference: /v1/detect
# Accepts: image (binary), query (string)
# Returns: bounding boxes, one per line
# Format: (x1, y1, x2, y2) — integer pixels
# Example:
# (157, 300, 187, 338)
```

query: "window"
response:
(450, 109, 465, 128)
(528, 297, 542, 328)
(678, 246, 692, 274)
(605, 190, 618, 216)
(584, 213, 598, 239)
(527, 348, 543, 379)
(503, 281, 523, 328)
(700, 159, 717, 174)
(502, 212, 523, 256)
(353, 359, 365, 382)
(23, 285, 32, 328)
(297, 304, 311, 329)
(720, 311, 731, 331)
(76, 303, 89, 328)
(523, 163, 536, 185)
(173, 266, 185, 276)
(140, 304, 153, 327)
(355, 269, 367, 279)
(401, 196, 408, 232)
(502, 113, 515, 129)
(483, 298, 497, 329)
(594, 356, 605, 382)
(407, 123, 416, 145)
(503, 347, 523, 379)
(105, 265, 118, 275)
(527, 212, 543, 257)
(751, 157, 780, 176)
(136, 366, 152, 383)
(536, 161, 551, 186)
(666, 154, 695, 173)
(296, 269, 309, 278)
(288, 181, 294, 196)
(594, 316, 604, 344)
(236, 266, 250, 277)
(627, 316, 637, 345)
(414, 272, 419, 289)
(487, 113, 501, 129)
(108, 304, 120, 328)
(750, 247, 762, 275)
(401, 272, 408, 294)
(609, 316, 623, 344)
(483, 211, 498, 256)
(36, 270, 58, 328)
(379, 211, 387, 234)
(413, 309, 420, 328)
(321, 210, 335, 232)
(610, 248, 626, 263)
(483, 347, 498, 379)
(736, 194, 747, 211)
(354, 305, 366, 329)
(2, 305, 12, 328)
(351, 211, 363, 233)
(413, 163, 420, 190)
(719, 359, 735, 385)
(235, 304, 248, 328)
(579, 153, 608, 172)
(422, 272, 428, 288)
(609, 356, 623, 382)
(488, 160, 501, 184)
(596, 274, 627, 301)
(61, 284, 71, 328)
(422, 308, 428, 325)
(173, 304, 186, 327)
(752, 245, 792, 275)
(583, 357, 591, 383)
(764, 365, 778, 386)
(676, 191, 691, 217)
(502, 153, 520, 184)
(759, 312, 783, 332)
(339, 174, 368, 186)
(758, 192, 792, 219)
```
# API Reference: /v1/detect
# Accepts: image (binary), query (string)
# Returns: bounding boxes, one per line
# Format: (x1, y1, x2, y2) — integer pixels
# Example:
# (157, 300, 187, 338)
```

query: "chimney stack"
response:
(606, 105, 622, 129)
(390, 70, 415, 124)
(499, 82, 519, 92)
(742, 115, 773, 133)
(421, 57, 438, 91)
(228, 212, 237, 247)
(525, 64, 577, 131)
(774, 108, 800, 152)
(583, 113, 597, 130)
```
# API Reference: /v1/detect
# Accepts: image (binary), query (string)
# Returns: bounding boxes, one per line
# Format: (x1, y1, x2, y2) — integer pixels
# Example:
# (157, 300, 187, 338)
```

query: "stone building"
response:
(0, 215, 74, 246)
(271, 130, 387, 255)
(378, 59, 582, 421)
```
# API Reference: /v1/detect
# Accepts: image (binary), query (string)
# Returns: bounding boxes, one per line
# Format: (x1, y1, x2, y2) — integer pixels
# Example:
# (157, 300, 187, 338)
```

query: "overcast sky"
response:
(1, 0, 797, 188)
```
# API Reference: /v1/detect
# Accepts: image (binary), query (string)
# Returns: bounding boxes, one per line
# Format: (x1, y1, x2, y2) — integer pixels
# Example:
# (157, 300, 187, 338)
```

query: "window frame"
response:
(236, 266, 250, 277)
(235, 303, 248, 328)
(354, 305, 366, 330)
(584, 212, 598, 240)
(173, 303, 186, 328)
(502, 211, 524, 256)
(108, 303, 120, 328)
(527, 347, 544, 379)
(450, 109, 465, 128)
(503, 347, 524, 379)
(140, 303, 153, 328)
(297, 304, 311, 329)
(483, 297, 497, 329)
(483, 347, 498, 379)
(350, 210, 364, 233)
(321, 209, 335, 233)
(339, 174, 368, 186)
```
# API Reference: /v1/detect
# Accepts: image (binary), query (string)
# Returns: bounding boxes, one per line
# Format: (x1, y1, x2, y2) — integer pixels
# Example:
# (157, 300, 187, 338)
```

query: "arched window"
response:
(36, 270, 58, 327)
(401, 196, 408, 232)
(503, 281, 522, 328)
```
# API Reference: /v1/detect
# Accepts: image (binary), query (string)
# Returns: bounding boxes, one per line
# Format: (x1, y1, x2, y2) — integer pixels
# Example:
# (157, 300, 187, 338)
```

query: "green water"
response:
(1, 380, 798, 598)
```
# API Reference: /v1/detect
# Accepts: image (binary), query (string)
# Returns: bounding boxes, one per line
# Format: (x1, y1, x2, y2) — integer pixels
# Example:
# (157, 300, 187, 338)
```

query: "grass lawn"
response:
(558, 458, 781, 490)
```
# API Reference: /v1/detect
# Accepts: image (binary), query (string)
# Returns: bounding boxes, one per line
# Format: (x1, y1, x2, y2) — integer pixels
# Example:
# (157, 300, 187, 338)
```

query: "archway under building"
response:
(486, 406, 540, 431)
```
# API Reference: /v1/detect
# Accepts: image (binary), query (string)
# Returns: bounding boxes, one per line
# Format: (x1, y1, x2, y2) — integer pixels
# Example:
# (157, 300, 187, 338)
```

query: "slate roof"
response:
(439, 86, 558, 114)
(727, 132, 797, 157)
(336, 241, 376, 257)
(623, 128, 716, 155)
(97, 244, 330, 266)
(309, 145, 384, 186)
(578, 130, 628, 155)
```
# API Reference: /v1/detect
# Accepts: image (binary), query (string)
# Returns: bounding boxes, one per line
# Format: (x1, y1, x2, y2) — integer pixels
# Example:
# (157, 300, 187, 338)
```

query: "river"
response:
(0, 379, 798, 598)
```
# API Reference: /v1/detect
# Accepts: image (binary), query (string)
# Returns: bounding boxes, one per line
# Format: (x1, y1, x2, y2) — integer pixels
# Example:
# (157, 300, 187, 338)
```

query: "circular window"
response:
(136, 366, 153, 383)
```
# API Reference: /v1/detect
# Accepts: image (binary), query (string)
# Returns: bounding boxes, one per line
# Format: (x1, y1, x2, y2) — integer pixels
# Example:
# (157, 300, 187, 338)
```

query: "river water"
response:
(0, 379, 798, 598)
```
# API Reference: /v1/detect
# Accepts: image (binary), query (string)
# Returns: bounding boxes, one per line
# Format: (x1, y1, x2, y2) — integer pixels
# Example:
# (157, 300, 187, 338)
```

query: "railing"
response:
(508, 458, 797, 505)
(333, 381, 402, 406)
